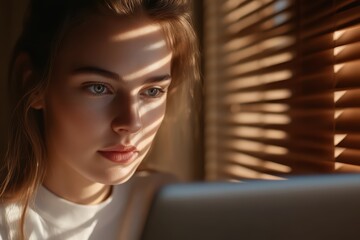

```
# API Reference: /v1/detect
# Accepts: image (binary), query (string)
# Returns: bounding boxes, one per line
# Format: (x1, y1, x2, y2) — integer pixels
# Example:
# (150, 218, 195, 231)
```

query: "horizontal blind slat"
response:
(204, 0, 360, 180)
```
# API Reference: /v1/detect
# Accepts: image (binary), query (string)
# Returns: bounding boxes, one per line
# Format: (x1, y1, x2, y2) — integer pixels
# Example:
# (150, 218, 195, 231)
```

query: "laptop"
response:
(141, 174, 360, 240)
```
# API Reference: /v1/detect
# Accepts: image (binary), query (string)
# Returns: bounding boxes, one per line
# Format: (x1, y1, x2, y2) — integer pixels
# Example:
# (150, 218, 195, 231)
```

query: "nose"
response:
(111, 98, 142, 134)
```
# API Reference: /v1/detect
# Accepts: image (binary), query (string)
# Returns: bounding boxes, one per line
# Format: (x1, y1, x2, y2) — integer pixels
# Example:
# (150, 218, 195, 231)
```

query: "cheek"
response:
(44, 93, 112, 148)
(136, 98, 167, 147)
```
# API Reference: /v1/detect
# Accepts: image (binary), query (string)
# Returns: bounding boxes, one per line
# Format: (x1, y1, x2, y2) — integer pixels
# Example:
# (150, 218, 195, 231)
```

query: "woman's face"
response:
(38, 14, 172, 185)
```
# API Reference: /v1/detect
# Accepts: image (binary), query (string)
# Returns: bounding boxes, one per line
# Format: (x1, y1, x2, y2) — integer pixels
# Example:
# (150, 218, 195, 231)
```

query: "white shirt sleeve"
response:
(0, 206, 8, 240)
(0, 203, 20, 240)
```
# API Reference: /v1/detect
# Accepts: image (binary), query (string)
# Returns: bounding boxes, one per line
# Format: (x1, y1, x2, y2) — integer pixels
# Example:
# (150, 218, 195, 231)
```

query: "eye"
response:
(142, 87, 165, 98)
(84, 83, 112, 95)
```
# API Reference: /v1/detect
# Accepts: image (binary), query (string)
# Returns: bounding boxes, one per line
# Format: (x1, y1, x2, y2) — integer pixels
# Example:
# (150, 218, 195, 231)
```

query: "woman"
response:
(0, 0, 198, 239)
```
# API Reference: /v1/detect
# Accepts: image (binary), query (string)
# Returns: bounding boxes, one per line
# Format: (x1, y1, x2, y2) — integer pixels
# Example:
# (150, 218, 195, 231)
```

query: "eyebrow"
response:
(72, 66, 171, 84)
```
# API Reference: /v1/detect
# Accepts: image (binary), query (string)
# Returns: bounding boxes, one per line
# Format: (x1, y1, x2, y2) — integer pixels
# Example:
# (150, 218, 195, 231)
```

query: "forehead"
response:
(54, 13, 172, 82)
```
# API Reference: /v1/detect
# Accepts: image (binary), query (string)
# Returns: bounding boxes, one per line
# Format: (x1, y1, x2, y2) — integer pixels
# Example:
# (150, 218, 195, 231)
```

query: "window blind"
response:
(203, 0, 360, 181)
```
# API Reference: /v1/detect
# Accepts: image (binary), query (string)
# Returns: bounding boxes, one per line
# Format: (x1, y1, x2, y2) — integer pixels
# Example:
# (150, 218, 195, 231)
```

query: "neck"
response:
(43, 168, 111, 205)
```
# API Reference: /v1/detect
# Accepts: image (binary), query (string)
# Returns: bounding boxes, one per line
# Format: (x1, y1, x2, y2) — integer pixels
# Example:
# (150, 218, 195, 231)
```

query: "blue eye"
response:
(85, 83, 112, 95)
(143, 88, 165, 98)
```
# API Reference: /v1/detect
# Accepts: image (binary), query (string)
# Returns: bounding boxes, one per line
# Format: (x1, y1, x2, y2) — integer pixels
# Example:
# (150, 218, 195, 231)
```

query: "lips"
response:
(98, 145, 138, 164)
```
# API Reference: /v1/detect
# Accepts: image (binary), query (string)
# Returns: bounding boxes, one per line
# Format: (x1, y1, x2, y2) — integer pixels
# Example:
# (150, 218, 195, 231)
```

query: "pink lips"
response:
(98, 145, 138, 164)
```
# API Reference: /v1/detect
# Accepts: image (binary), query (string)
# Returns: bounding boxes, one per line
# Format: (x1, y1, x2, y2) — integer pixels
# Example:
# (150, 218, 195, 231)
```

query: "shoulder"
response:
(129, 171, 179, 195)
(133, 170, 179, 186)
(114, 171, 178, 240)
(0, 204, 5, 239)
(115, 171, 178, 199)
(0, 202, 21, 240)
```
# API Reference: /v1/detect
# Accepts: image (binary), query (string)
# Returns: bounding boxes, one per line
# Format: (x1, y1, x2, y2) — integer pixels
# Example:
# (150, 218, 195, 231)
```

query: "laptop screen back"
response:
(141, 174, 360, 240)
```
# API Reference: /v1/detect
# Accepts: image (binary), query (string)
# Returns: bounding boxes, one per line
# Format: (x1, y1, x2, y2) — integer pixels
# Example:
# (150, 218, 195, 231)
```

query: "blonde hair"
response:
(1, 0, 198, 238)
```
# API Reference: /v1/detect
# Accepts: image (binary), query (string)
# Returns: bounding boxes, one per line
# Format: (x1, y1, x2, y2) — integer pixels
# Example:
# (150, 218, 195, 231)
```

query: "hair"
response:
(0, 0, 198, 238)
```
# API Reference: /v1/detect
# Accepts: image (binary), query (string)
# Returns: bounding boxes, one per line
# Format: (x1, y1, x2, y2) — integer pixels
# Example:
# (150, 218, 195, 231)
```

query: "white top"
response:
(0, 173, 174, 240)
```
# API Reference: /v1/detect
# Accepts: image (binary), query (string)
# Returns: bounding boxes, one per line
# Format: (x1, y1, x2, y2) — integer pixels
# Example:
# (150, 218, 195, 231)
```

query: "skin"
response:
(32, 13, 172, 204)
